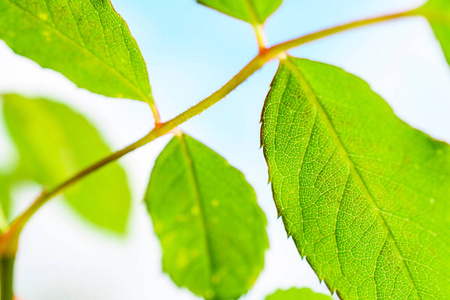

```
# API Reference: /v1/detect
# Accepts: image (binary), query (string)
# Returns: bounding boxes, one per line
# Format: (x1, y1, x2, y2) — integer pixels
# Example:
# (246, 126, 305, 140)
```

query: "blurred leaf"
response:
(2, 94, 131, 233)
(261, 57, 450, 299)
(265, 288, 332, 300)
(0, 0, 153, 103)
(145, 133, 268, 299)
(196, 0, 282, 25)
(0, 173, 10, 229)
(419, 0, 450, 68)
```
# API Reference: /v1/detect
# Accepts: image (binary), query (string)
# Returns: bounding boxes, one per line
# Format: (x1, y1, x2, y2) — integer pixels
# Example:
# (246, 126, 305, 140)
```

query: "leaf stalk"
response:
(148, 99, 162, 125)
(253, 24, 268, 52)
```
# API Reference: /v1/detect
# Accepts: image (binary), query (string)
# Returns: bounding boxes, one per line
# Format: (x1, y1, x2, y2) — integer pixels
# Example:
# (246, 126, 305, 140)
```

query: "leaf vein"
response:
(282, 58, 421, 298)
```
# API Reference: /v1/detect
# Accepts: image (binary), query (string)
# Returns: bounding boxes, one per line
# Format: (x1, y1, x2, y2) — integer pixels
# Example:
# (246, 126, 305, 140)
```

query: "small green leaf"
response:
(265, 288, 332, 300)
(2, 94, 131, 233)
(145, 133, 268, 299)
(261, 57, 450, 299)
(0, 0, 153, 103)
(196, 0, 282, 25)
(419, 0, 450, 68)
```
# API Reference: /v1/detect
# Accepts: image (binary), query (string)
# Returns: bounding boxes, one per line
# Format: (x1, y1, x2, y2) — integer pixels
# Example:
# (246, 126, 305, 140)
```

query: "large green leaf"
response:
(0, 0, 153, 103)
(419, 0, 450, 68)
(265, 288, 332, 300)
(2, 94, 131, 233)
(261, 57, 450, 299)
(196, 0, 282, 25)
(145, 133, 268, 299)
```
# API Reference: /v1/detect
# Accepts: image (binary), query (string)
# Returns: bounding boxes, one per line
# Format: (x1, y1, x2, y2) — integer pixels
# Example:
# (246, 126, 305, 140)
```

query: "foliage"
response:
(196, 0, 282, 25)
(0, 174, 10, 228)
(265, 288, 332, 300)
(2, 94, 131, 232)
(145, 133, 268, 299)
(261, 57, 450, 299)
(0, 0, 449, 299)
(419, 0, 450, 67)
(0, 0, 153, 104)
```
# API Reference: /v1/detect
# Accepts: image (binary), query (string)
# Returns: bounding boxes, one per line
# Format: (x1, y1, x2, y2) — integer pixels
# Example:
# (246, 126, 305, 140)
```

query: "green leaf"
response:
(0, 0, 153, 103)
(265, 288, 332, 300)
(0, 173, 10, 229)
(145, 133, 268, 299)
(419, 0, 450, 68)
(2, 94, 131, 233)
(196, 0, 282, 25)
(261, 57, 450, 299)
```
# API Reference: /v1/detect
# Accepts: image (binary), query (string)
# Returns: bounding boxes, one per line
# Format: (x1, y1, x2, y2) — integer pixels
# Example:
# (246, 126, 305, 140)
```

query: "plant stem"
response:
(1, 256, 14, 300)
(265, 10, 417, 57)
(253, 24, 267, 51)
(148, 99, 162, 125)
(0, 8, 416, 257)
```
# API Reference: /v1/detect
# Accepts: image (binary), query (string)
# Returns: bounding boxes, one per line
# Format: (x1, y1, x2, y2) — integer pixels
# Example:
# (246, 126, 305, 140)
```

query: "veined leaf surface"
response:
(3, 94, 131, 233)
(196, 0, 282, 25)
(0, 0, 153, 103)
(145, 133, 268, 299)
(261, 57, 450, 299)
(265, 288, 332, 300)
(419, 0, 450, 68)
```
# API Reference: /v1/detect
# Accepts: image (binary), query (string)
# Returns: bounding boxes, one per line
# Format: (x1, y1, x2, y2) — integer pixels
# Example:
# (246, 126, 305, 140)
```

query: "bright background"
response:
(1, 0, 449, 299)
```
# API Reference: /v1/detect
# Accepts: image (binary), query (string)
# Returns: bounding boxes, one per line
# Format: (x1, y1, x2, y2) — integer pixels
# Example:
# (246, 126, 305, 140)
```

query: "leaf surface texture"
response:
(0, 0, 152, 102)
(145, 134, 268, 299)
(196, 0, 282, 24)
(261, 57, 450, 299)
(2, 94, 131, 233)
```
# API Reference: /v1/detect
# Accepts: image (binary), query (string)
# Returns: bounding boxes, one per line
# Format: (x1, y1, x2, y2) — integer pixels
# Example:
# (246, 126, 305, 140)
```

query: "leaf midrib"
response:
(281, 58, 421, 298)
(243, 0, 260, 25)
(5, 0, 151, 102)
(177, 135, 216, 295)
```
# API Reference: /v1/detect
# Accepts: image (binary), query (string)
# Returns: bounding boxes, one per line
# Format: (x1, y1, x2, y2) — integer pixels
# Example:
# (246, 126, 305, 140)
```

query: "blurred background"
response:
(0, 0, 448, 299)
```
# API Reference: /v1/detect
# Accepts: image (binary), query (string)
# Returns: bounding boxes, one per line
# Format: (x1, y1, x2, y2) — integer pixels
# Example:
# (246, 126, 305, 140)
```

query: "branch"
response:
(265, 10, 416, 57)
(0, 8, 416, 257)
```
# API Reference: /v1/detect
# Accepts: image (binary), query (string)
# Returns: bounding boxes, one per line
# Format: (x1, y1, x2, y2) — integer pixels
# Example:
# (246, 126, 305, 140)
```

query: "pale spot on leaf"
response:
(211, 199, 220, 207)
(191, 206, 200, 215)
(38, 13, 48, 21)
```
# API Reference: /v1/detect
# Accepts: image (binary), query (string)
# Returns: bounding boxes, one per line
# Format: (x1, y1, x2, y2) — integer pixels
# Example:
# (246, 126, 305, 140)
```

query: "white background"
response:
(1, 0, 449, 299)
